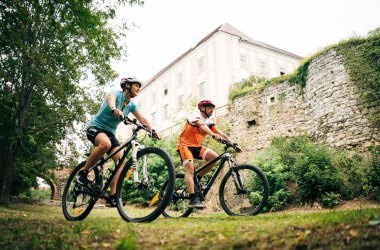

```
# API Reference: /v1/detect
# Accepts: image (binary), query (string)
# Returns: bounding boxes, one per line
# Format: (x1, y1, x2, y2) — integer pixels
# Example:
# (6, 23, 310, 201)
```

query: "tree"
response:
(0, 0, 143, 205)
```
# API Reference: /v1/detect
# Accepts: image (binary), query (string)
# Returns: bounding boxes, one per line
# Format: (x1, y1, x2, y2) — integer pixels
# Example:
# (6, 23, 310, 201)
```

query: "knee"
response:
(97, 141, 112, 152)
(205, 150, 218, 161)
(184, 163, 194, 174)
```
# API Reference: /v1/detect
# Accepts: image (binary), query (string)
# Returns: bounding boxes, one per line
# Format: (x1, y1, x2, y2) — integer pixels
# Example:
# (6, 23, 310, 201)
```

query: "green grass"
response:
(0, 204, 379, 249)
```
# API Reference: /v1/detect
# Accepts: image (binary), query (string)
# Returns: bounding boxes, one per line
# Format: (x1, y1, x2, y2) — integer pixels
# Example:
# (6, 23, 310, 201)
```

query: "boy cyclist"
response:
(176, 99, 232, 208)
(77, 77, 159, 207)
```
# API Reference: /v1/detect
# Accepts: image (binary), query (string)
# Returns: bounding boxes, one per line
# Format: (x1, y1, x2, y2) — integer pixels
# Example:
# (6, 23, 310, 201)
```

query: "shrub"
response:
(368, 145, 380, 201)
(266, 189, 291, 212)
(26, 189, 51, 200)
(292, 144, 346, 202)
(321, 192, 341, 208)
(333, 151, 371, 199)
(252, 136, 380, 211)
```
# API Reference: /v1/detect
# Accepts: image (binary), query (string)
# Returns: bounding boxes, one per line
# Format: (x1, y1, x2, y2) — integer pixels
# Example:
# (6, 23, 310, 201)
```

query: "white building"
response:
(135, 23, 302, 137)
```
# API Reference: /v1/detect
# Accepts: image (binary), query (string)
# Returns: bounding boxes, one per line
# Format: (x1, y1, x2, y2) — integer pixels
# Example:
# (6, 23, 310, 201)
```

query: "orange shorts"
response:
(177, 146, 210, 165)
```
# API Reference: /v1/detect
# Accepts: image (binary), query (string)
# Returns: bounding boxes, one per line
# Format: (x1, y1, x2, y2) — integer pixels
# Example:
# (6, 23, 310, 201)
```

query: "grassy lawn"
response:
(0, 203, 379, 249)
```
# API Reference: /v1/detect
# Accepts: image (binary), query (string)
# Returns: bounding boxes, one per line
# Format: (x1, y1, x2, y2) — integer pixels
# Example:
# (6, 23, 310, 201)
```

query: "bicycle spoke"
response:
(62, 162, 99, 221)
(219, 165, 269, 216)
(162, 173, 193, 218)
(117, 147, 175, 222)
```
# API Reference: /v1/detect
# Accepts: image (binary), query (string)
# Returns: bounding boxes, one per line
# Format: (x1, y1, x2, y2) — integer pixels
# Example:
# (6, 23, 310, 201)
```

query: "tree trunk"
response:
(0, 140, 19, 206)
(0, 81, 33, 205)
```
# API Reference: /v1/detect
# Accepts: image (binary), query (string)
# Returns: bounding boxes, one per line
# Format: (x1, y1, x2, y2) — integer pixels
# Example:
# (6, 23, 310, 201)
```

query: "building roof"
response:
(142, 22, 302, 89)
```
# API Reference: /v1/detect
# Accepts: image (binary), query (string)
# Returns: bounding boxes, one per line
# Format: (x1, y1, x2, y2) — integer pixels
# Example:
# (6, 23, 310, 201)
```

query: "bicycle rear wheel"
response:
(162, 173, 193, 218)
(219, 164, 269, 216)
(116, 147, 175, 222)
(62, 161, 100, 221)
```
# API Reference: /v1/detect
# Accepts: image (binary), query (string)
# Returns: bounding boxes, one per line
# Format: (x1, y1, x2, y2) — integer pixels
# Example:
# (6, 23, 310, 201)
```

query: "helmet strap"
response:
(125, 85, 136, 97)
(200, 107, 211, 118)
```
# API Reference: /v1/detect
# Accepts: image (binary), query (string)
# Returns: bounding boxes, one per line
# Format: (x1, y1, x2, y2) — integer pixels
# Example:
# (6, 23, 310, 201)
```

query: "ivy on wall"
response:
(336, 29, 380, 125)
(229, 27, 380, 125)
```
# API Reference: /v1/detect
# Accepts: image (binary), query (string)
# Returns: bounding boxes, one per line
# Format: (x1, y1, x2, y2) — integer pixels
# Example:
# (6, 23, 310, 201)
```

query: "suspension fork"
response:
(228, 158, 244, 193)
(131, 139, 146, 183)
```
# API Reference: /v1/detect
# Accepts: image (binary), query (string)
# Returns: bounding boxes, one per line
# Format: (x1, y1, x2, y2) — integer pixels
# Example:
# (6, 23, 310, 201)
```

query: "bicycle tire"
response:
(162, 173, 194, 218)
(219, 164, 269, 216)
(62, 161, 100, 221)
(116, 147, 175, 222)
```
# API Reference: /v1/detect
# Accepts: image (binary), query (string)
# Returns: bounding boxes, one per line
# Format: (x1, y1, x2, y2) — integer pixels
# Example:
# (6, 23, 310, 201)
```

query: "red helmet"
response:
(198, 99, 215, 110)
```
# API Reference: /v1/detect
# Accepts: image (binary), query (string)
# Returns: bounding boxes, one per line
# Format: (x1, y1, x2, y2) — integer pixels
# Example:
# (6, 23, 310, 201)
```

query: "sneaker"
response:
(188, 196, 206, 208)
(106, 195, 126, 207)
(105, 195, 117, 208)
(76, 170, 89, 185)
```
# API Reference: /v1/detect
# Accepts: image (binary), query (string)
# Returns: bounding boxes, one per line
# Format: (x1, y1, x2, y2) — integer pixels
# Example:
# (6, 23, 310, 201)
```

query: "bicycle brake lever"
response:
(150, 129, 160, 140)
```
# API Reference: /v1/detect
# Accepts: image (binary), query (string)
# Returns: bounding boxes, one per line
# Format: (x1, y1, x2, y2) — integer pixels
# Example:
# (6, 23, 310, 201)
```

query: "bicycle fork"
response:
(228, 159, 247, 195)
(130, 139, 147, 184)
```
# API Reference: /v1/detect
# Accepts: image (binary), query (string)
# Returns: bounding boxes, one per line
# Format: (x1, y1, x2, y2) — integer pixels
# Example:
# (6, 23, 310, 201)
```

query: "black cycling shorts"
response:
(177, 146, 208, 164)
(86, 126, 120, 154)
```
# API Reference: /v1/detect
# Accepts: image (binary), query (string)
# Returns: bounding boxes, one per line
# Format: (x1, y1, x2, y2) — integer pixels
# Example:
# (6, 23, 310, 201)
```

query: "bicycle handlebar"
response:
(219, 139, 242, 153)
(119, 115, 160, 140)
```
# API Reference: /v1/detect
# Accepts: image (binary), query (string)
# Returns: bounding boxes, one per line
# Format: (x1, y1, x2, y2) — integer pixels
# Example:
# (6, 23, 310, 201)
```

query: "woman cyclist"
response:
(76, 77, 158, 207)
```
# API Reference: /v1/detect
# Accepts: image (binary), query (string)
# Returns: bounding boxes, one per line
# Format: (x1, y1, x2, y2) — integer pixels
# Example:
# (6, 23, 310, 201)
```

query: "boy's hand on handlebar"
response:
(211, 134, 222, 141)
(233, 143, 242, 153)
(219, 139, 242, 152)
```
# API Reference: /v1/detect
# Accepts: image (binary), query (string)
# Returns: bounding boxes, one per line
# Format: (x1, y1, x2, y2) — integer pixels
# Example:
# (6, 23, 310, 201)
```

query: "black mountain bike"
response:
(162, 140, 269, 217)
(62, 117, 175, 222)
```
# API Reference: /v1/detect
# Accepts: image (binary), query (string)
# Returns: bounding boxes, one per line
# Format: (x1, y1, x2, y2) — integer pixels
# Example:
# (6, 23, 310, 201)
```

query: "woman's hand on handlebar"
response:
(150, 129, 161, 140)
(111, 108, 123, 118)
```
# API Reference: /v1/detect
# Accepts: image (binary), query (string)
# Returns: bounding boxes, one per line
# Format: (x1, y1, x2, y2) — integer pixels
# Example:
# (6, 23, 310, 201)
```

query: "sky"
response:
(111, 0, 380, 85)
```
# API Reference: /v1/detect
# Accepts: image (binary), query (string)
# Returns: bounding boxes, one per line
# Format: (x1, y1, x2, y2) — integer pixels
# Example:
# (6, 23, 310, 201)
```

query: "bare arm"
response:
(132, 110, 153, 130)
(195, 120, 222, 141)
(107, 93, 123, 118)
(212, 126, 232, 142)
(107, 93, 116, 108)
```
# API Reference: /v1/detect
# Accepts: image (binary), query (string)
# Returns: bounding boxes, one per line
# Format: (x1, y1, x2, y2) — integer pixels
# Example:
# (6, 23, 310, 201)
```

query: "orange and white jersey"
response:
(176, 111, 218, 150)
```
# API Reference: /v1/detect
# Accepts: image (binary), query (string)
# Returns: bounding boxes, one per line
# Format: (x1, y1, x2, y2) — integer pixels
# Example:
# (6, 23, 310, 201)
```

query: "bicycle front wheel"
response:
(62, 161, 100, 221)
(116, 147, 175, 222)
(162, 173, 193, 218)
(219, 164, 269, 216)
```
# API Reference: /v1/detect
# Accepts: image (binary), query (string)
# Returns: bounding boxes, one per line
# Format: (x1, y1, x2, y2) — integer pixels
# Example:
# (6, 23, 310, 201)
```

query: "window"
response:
(163, 104, 168, 119)
(164, 86, 168, 95)
(279, 66, 286, 75)
(177, 95, 183, 111)
(151, 112, 156, 125)
(177, 72, 182, 87)
(198, 57, 204, 74)
(198, 82, 204, 98)
(260, 61, 267, 75)
(240, 54, 247, 69)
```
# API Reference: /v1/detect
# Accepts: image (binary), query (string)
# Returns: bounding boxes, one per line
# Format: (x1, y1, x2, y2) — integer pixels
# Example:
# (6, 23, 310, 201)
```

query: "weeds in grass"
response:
(0, 204, 379, 249)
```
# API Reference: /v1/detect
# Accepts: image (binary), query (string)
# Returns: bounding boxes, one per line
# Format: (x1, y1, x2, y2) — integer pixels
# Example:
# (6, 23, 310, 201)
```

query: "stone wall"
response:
(228, 49, 380, 152)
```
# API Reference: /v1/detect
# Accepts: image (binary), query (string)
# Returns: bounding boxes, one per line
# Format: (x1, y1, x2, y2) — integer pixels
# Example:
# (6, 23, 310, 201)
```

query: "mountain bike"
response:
(62, 117, 175, 222)
(162, 140, 269, 217)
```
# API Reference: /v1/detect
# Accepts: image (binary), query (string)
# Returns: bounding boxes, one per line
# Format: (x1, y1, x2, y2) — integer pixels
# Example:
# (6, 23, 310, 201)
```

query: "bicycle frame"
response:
(194, 151, 236, 198)
(87, 125, 147, 200)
